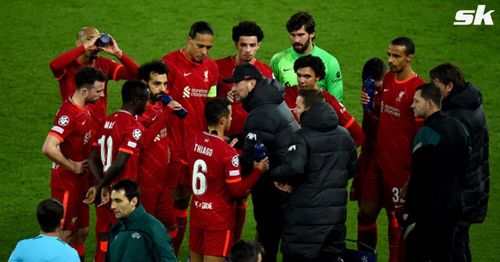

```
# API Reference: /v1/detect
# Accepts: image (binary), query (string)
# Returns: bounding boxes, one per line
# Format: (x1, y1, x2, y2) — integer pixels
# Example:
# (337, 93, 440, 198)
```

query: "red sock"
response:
(70, 242, 85, 261)
(388, 213, 402, 262)
(94, 239, 107, 262)
(233, 201, 247, 241)
(357, 222, 377, 252)
(173, 208, 187, 256)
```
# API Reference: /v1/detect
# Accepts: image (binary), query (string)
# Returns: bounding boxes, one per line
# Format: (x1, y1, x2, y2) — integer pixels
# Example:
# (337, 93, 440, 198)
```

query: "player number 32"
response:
(192, 159, 207, 195)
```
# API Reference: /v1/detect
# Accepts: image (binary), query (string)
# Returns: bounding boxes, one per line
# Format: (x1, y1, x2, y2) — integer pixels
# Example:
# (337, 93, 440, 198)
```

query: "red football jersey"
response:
(376, 72, 425, 172)
(162, 50, 218, 162)
(136, 102, 170, 192)
(50, 46, 138, 126)
(186, 132, 242, 230)
(49, 98, 94, 188)
(93, 110, 144, 184)
(216, 56, 273, 137)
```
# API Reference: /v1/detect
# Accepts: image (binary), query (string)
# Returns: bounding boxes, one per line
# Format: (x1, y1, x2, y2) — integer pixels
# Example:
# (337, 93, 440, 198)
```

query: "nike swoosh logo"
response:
(383, 89, 390, 92)
(184, 72, 192, 77)
(81, 120, 86, 125)
(283, 68, 293, 72)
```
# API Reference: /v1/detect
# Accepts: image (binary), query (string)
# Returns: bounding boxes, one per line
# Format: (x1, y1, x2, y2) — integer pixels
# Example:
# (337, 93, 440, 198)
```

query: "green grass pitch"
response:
(0, 0, 498, 261)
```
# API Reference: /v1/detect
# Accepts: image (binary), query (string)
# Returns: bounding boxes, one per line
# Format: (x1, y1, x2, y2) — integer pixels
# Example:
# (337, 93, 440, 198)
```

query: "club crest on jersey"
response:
(132, 129, 142, 140)
(231, 155, 239, 167)
(396, 91, 405, 102)
(58, 115, 69, 126)
(204, 70, 209, 83)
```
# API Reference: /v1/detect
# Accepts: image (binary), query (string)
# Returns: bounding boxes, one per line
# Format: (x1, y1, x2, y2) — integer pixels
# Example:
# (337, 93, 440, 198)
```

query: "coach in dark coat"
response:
(270, 89, 357, 261)
(226, 63, 299, 262)
(430, 63, 489, 261)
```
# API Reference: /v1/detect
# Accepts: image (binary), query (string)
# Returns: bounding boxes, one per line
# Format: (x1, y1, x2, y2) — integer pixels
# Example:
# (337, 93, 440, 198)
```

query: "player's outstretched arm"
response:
(228, 157, 269, 199)
(49, 36, 99, 78)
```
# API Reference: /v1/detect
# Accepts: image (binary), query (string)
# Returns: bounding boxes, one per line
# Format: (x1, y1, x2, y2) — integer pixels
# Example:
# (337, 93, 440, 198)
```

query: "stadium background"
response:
(0, 0, 498, 260)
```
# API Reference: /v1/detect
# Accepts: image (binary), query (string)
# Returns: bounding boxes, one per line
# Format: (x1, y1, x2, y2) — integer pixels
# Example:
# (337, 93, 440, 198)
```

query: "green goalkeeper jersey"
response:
(270, 45, 343, 102)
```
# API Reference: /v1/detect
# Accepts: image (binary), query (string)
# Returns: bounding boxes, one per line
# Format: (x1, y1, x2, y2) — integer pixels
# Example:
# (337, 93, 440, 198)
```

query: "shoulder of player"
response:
(254, 60, 273, 77)
(413, 126, 441, 152)
(271, 48, 292, 62)
(312, 46, 339, 65)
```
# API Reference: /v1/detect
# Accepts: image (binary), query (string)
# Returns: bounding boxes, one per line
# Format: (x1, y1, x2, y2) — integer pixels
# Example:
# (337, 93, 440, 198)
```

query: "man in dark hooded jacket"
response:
(430, 63, 489, 262)
(226, 63, 299, 262)
(270, 89, 357, 261)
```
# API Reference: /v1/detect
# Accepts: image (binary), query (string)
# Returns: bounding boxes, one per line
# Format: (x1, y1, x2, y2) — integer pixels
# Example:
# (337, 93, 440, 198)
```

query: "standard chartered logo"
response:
(183, 86, 191, 98)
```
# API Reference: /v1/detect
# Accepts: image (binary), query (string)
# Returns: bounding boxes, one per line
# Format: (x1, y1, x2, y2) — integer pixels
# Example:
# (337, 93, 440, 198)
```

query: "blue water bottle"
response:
(95, 34, 111, 47)
(253, 140, 267, 162)
(160, 95, 188, 119)
(363, 78, 375, 110)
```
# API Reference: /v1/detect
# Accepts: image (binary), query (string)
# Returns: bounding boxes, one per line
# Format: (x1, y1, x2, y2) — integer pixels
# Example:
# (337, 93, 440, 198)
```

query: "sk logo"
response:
(454, 5, 495, 25)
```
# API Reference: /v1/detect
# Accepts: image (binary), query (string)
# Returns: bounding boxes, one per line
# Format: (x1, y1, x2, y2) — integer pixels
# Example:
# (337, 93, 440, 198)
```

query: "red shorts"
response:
(168, 160, 190, 187)
(360, 160, 409, 211)
(189, 224, 232, 257)
(141, 189, 176, 229)
(95, 203, 116, 234)
(51, 186, 89, 231)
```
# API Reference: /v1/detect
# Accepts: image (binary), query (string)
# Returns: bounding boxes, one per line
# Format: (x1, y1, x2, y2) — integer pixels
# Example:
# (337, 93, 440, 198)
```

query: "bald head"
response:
(76, 27, 99, 44)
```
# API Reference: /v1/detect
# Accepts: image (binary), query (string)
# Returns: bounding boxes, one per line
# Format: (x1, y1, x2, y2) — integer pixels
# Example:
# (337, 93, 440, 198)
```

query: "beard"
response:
(151, 92, 164, 102)
(292, 38, 311, 53)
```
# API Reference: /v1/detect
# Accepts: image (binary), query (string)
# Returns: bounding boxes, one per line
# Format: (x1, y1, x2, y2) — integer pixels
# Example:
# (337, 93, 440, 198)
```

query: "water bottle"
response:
(253, 141, 267, 162)
(95, 34, 112, 47)
(160, 95, 188, 119)
(363, 78, 375, 110)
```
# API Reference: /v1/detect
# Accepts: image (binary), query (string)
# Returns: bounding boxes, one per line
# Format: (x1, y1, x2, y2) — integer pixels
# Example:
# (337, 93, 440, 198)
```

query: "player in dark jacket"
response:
(226, 63, 299, 262)
(271, 89, 357, 261)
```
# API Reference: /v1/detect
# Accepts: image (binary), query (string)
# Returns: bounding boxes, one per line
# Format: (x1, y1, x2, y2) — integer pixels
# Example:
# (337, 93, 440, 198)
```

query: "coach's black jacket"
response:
(405, 111, 469, 257)
(270, 102, 357, 259)
(442, 83, 489, 223)
(240, 77, 299, 261)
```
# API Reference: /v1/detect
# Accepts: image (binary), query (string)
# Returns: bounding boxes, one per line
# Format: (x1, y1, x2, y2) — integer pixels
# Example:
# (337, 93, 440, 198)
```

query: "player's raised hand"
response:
(100, 34, 122, 58)
(254, 156, 269, 172)
(83, 186, 97, 205)
(83, 35, 99, 52)
(166, 100, 182, 111)
(360, 90, 370, 105)
(226, 90, 235, 103)
(228, 137, 239, 147)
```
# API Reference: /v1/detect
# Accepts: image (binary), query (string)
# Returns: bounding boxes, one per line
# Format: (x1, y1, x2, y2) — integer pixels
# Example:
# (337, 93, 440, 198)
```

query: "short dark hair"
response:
(362, 57, 386, 81)
(294, 55, 325, 80)
(112, 179, 141, 202)
(391, 36, 415, 55)
(229, 240, 265, 262)
(429, 63, 466, 91)
(37, 199, 64, 233)
(138, 60, 169, 82)
(416, 83, 442, 109)
(189, 21, 214, 38)
(286, 11, 315, 34)
(205, 98, 230, 126)
(121, 80, 149, 104)
(74, 66, 106, 90)
(232, 21, 264, 42)
(298, 88, 325, 108)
